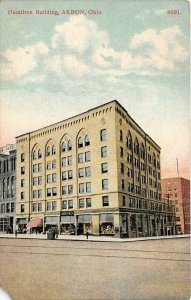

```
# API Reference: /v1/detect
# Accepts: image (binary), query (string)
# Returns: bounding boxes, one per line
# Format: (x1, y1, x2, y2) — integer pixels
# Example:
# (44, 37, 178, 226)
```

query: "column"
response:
(127, 214, 131, 238)
(114, 213, 121, 238)
(92, 214, 100, 236)
(74, 215, 78, 235)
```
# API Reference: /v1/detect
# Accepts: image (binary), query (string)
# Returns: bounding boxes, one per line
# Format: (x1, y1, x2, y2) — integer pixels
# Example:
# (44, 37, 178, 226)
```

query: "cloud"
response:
(129, 26, 189, 71)
(1, 42, 49, 80)
(135, 9, 167, 20)
(63, 54, 89, 75)
(51, 15, 109, 54)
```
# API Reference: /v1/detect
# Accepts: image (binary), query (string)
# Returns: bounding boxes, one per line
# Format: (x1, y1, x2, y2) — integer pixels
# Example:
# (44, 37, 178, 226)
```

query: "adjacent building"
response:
(0, 144, 16, 232)
(15, 100, 175, 237)
(162, 177, 190, 234)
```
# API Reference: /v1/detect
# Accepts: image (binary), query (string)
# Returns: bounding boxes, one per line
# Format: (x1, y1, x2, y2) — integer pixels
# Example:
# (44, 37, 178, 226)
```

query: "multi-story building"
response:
(162, 177, 190, 234)
(15, 100, 175, 237)
(0, 144, 16, 232)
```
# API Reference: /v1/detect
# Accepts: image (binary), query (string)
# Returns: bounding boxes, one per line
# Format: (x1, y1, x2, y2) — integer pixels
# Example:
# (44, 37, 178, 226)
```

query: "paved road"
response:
(0, 237, 190, 300)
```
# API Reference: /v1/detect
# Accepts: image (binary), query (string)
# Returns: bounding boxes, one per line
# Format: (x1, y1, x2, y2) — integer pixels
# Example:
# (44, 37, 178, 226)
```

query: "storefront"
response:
(78, 214, 92, 235)
(27, 218, 43, 233)
(45, 216, 59, 232)
(0, 217, 13, 232)
(17, 218, 28, 232)
(60, 215, 75, 235)
(100, 213, 114, 235)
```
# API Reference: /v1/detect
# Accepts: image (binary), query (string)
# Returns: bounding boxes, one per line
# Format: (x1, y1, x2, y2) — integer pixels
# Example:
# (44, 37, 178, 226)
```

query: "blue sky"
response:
(0, 0, 190, 178)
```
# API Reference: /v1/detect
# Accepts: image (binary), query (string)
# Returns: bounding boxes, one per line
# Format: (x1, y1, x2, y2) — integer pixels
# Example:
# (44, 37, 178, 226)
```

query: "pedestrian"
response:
(86, 230, 89, 240)
(15, 229, 17, 237)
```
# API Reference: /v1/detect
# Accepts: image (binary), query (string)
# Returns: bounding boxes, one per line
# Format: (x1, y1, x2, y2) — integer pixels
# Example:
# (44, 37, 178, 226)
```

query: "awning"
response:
(27, 218, 43, 228)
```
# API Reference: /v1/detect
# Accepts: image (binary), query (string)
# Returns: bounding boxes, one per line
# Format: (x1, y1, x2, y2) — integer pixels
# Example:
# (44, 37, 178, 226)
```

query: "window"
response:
(79, 183, 85, 194)
(47, 188, 51, 197)
(52, 173, 57, 183)
(85, 135, 90, 146)
(38, 150, 42, 159)
(121, 163, 124, 174)
(38, 163, 42, 172)
(62, 158, 67, 167)
(47, 202, 51, 211)
(68, 140, 72, 151)
(38, 176, 42, 185)
(85, 167, 91, 177)
(120, 147, 124, 157)
(62, 201, 67, 209)
(11, 203, 14, 213)
(127, 153, 132, 164)
(101, 163, 108, 173)
(38, 190, 42, 198)
(33, 190, 37, 199)
(68, 185, 73, 195)
(86, 182, 91, 193)
(46, 146, 51, 156)
(21, 153, 25, 162)
(62, 171, 67, 180)
(120, 130, 123, 142)
(85, 152, 91, 162)
(52, 145, 56, 155)
(21, 179, 25, 187)
(140, 144, 145, 160)
(33, 150, 37, 160)
(121, 179, 125, 190)
(102, 196, 109, 207)
(62, 142, 66, 152)
(47, 174, 51, 183)
(176, 208, 179, 212)
(47, 162, 51, 170)
(21, 204, 25, 213)
(52, 187, 57, 196)
(101, 146, 107, 158)
(38, 203, 42, 211)
(68, 200, 73, 209)
(86, 198, 91, 208)
(134, 139, 139, 155)
(122, 196, 126, 206)
(52, 161, 56, 169)
(78, 153, 83, 163)
(127, 132, 132, 149)
(68, 170, 73, 180)
(68, 156, 72, 166)
(175, 193, 177, 198)
(78, 168, 84, 178)
(100, 129, 107, 142)
(32, 203, 37, 212)
(21, 192, 25, 200)
(78, 137, 83, 148)
(21, 166, 25, 174)
(62, 186, 67, 195)
(79, 199, 84, 208)
(102, 179, 108, 190)
(52, 201, 57, 211)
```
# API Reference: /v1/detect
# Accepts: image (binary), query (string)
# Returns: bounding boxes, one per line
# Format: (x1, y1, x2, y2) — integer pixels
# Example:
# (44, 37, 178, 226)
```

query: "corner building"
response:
(16, 100, 175, 237)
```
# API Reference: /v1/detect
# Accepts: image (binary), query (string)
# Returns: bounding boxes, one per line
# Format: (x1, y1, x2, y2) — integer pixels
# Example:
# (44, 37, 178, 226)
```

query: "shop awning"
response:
(27, 218, 43, 228)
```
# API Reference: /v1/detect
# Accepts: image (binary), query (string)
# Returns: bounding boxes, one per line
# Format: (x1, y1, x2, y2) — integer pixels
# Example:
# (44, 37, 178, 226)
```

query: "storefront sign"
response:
(61, 211, 74, 216)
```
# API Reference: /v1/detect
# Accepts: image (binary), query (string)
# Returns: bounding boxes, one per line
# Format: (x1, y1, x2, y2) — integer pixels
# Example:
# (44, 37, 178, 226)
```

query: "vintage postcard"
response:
(0, 0, 190, 299)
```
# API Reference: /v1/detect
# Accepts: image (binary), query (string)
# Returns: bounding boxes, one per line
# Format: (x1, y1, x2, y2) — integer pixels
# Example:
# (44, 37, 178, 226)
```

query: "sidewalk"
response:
(0, 232, 190, 242)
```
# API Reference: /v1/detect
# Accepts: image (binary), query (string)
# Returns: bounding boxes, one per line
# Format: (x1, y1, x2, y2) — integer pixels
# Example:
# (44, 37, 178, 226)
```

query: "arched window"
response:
(85, 135, 90, 146)
(1, 204, 5, 213)
(38, 149, 42, 159)
(68, 140, 72, 151)
(78, 137, 83, 148)
(134, 138, 139, 155)
(140, 144, 145, 160)
(7, 177, 10, 198)
(100, 129, 107, 142)
(127, 132, 132, 150)
(2, 179, 5, 199)
(11, 176, 14, 197)
(52, 145, 56, 155)
(47, 146, 51, 156)
(62, 142, 66, 152)
(33, 150, 37, 160)
(3, 161, 6, 173)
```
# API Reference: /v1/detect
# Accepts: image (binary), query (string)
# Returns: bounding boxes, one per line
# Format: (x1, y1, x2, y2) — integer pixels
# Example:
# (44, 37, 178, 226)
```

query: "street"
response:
(0, 236, 190, 300)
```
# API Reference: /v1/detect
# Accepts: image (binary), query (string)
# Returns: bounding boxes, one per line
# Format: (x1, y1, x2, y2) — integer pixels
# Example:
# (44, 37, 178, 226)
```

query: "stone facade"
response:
(0, 145, 16, 232)
(15, 100, 175, 237)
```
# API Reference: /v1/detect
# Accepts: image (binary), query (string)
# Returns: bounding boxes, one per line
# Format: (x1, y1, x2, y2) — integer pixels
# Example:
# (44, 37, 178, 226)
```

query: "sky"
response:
(0, 0, 190, 179)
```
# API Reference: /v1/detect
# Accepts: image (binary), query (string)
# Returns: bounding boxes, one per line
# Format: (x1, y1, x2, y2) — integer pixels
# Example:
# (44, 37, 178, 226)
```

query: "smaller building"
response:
(0, 144, 16, 232)
(162, 177, 190, 234)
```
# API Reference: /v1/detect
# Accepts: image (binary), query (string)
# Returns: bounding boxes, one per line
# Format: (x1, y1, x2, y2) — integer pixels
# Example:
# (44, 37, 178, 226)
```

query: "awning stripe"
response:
(27, 218, 43, 228)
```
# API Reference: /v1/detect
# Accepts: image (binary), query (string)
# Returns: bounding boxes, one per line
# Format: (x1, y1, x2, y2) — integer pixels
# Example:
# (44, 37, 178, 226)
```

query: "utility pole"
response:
(176, 158, 179, 177)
